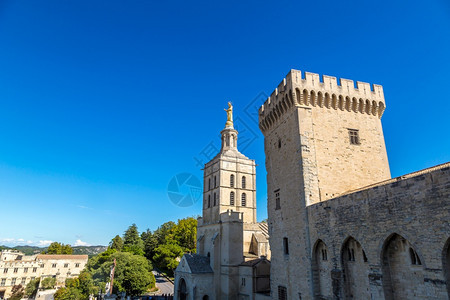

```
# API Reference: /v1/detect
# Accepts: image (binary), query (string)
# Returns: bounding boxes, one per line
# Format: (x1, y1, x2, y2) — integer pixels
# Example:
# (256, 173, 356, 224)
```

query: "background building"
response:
(0, 250, 88, 299)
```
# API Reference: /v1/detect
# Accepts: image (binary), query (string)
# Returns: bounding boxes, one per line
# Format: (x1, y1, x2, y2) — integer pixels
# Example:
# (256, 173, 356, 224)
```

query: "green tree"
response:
(153, 221, 176, 245)
(9, 285, 24, 300)
(54, 286, 82, 300)
(167, 217, 197, 252)
(25, 277, 40, 297)
(141, 229, 158, 260)
(41, 277, 56, 289)
(123, 224, 144, 256)
(61, 244, 73, 254)
(153, 243, 184, 275)
(46, 242, 73, 254)
(47, 242, 62, 254)
(109, 235, 124, 251)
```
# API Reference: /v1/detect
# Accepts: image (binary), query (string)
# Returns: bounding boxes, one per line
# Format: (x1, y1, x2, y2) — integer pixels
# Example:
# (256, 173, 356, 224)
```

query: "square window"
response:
(348, 129, 360, 145)
(52, 263, 57, 268)
(64, 264, 69, 268)
(14, 268, 18, 273)
(24, 268, 28, 273)
(75, 263, 80, 268)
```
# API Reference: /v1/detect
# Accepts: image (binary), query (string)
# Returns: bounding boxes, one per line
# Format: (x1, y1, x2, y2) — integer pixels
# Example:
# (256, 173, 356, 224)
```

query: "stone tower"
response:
(258, 69, 391, 299)
(201, 107, 257, 225)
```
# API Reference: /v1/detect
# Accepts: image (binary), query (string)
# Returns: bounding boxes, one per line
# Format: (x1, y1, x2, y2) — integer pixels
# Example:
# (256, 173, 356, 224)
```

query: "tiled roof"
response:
(184, 254, 213, 274)
(36, 255, 88, 260)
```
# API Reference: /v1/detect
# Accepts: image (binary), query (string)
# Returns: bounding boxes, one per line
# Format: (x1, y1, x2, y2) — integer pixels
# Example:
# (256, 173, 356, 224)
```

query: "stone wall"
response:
(308, 164, 450, 299)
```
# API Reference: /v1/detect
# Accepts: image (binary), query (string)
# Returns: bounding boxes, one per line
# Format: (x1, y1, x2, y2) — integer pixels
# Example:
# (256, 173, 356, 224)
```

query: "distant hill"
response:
(0, 245, 107, 256)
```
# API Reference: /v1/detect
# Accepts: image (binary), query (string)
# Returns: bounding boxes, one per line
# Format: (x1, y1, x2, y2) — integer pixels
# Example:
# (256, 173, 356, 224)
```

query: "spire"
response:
(221, 102, 238, 151)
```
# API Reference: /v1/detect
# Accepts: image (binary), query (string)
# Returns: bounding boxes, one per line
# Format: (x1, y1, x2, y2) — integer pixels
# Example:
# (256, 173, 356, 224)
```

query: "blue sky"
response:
(0, 0, 449, 247)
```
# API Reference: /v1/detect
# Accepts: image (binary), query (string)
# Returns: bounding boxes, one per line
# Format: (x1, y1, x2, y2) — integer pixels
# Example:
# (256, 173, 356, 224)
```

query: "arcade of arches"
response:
(312, 235, 450, 299)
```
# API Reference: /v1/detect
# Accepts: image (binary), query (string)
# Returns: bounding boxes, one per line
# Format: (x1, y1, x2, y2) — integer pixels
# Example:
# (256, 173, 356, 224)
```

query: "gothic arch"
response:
(381, 233, 425, 300)
(341, 237, 370, 299)
(178, 278, 188, 300)
(312, 239, 332, 299)
(443, 238, 450, 298)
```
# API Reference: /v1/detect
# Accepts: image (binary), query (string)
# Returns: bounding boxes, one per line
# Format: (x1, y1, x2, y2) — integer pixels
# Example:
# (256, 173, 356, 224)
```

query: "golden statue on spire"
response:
(224, 102, 233, 128)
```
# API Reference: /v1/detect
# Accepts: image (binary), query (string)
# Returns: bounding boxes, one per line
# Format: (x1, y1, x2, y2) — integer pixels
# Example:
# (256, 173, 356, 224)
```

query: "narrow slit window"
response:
(230, 174, 234, 187)
(241, 193, 246, 206)
(283, 237, 289, 255)
(230, 192, 235, 205)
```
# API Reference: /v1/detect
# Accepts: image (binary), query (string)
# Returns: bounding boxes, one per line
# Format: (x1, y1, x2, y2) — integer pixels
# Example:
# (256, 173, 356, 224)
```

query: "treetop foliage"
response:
(44, 242, 73, 254)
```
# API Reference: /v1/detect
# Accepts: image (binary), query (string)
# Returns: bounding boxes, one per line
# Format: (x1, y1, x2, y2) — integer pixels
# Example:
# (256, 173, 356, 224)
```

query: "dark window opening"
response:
(348, 129, 360, 145)
(278, 286, 287, 300)
(283, 237, 289, 255)
(275, 190, 281, 210)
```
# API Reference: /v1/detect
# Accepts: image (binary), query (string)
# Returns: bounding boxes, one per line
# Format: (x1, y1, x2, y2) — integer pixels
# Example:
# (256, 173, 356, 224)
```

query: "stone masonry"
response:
(259, 69, 450, 299)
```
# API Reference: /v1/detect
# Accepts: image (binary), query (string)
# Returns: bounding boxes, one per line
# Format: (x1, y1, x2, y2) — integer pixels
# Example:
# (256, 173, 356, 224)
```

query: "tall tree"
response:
(141, 229, 158, 260)
(109, 235, 124, 251)
(123, 224, 144, 256)
(153, 221, 176, 245)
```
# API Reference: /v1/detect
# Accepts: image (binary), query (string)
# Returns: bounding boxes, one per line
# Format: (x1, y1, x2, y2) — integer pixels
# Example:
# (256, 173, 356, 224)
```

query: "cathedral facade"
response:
(259, 69, 450, 299)
(174, 104, 270, 300)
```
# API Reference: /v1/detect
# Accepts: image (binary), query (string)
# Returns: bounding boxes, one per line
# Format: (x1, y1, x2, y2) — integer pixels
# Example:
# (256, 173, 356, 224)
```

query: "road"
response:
(152, 270, 174, 295)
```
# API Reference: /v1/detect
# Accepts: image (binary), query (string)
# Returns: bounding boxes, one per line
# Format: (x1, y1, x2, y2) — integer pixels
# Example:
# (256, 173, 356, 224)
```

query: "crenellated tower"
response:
(259, 69, 391, 299)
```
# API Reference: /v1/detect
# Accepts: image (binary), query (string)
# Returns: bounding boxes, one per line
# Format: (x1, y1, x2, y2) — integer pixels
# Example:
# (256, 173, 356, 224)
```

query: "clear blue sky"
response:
(0, 0, 449, 247)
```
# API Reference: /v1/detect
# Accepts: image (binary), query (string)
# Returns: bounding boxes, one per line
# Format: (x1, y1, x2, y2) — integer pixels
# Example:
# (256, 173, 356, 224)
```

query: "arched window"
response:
(208, 178, 211, 190)
(241, 193, 246, 206)
(208, 195, 211, 208)
(230, 174, 234, 187)
(214, 176, 217, 188)
(230, 192, 235, 205)
(242, 176, 246, 189)
(214, 193, 216, 206)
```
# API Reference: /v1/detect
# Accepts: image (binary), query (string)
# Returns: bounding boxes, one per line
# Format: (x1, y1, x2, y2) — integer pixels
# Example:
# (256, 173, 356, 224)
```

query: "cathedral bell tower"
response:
(201, 102, 257, 225)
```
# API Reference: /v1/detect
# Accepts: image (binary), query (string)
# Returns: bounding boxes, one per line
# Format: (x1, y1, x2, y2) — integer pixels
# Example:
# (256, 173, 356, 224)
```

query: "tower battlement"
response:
(259, 69, 386, 133)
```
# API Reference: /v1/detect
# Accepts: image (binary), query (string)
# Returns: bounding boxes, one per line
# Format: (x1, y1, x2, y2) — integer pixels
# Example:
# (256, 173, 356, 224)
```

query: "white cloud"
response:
(38, 240, 54, 247)
(74, 239, 90, 247)
(0, 238, 34, 245)
(0, 238, 15, 244)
